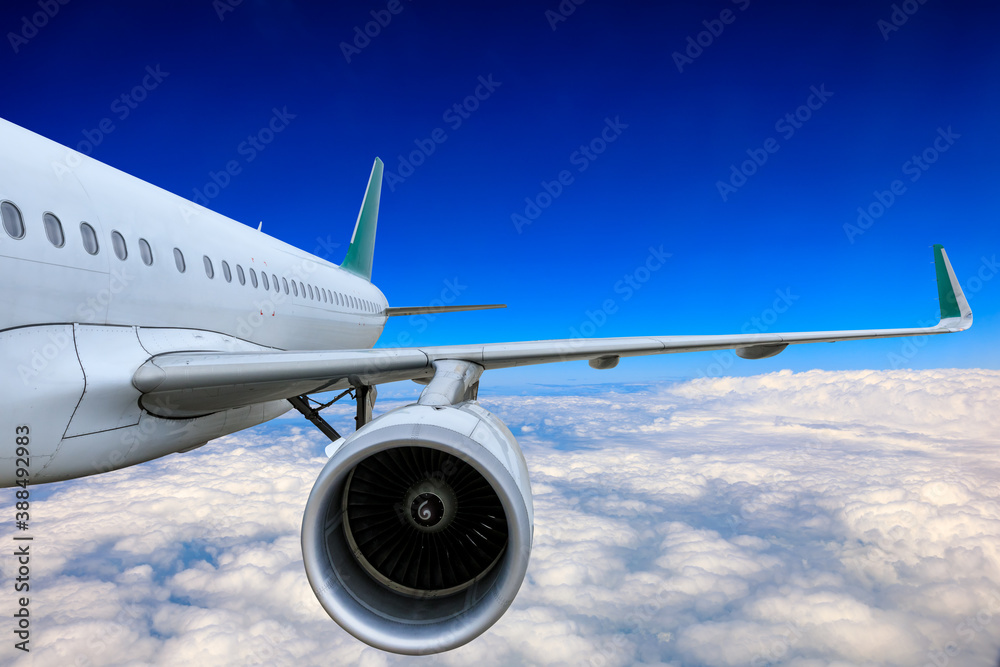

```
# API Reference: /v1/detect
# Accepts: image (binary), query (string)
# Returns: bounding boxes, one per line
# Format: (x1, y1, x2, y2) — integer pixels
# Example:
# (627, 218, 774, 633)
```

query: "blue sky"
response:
(2, 0, 998, 385)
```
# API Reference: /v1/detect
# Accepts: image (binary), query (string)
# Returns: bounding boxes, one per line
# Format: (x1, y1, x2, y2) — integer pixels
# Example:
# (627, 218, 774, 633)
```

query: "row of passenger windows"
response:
(181, 249, 381, 312)
(1, 200, 381, 314)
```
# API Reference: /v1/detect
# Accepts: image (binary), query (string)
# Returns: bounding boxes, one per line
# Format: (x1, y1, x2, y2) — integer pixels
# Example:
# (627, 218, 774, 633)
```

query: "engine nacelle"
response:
(301, 400, 533, 655)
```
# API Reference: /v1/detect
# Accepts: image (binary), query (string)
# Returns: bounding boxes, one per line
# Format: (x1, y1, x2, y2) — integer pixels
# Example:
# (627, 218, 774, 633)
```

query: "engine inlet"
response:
(343, 446, 508, 597)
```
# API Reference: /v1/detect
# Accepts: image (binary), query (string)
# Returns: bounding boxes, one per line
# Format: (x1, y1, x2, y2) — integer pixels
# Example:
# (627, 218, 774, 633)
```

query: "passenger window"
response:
(43, 213, 64, 247)
(237, 264, 246, 285)
(138, 238, 153, 265)
(173, 248, 186, 272)
(261, 272, 269, 290)
(291, 280, 298, 296)
(249, 268, 258, 288)
(272, 273, 279, 293)
(323, 289, 328, 303)
(222, 260, 232, 282)
(308, 284, 314, 300)
(299, 281, 305, 297)
(111, 231, 127, 260)
(81, 223, 100, 255)
(336, 293, 342, 306)
(282, 277, 289, 294)
(204, 255, 214, 279)
(1, 201, 25, 239)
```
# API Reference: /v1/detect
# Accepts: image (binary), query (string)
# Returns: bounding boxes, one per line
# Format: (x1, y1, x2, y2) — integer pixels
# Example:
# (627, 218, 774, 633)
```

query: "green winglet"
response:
(933, 244, 965, 320)
(341, 158, 384, 281)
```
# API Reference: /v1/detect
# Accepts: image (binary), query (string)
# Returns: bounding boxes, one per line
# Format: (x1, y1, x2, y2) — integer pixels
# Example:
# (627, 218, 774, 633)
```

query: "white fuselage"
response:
(0, 119, 387, 486)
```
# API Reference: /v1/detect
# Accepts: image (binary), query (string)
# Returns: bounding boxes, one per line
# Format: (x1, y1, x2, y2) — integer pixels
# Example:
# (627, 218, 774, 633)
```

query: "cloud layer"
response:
(3, 369, 999, 666)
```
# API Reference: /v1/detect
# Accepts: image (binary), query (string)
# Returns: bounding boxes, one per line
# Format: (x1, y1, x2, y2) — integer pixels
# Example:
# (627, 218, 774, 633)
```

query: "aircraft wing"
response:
(133, 245, 972, 418)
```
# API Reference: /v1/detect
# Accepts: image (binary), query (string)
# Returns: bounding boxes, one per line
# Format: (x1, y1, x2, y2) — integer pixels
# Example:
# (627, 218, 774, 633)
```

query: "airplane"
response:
(0, 116, 972, 655)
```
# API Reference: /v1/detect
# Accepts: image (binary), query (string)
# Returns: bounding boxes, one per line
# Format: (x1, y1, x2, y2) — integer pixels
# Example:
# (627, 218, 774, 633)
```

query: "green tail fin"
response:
(341, 158, 383, 281)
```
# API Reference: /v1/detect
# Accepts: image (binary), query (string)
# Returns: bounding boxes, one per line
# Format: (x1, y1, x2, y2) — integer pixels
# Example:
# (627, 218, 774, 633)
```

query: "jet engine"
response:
(300, 400, 533, 655)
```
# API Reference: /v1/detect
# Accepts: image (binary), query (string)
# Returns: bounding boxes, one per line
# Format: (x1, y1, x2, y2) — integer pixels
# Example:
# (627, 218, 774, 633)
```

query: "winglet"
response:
(341, 158, 383, 281)
(933, 244, 972, 330)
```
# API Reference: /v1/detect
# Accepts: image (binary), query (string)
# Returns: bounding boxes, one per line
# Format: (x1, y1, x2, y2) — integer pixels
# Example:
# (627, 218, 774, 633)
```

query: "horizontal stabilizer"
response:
(384, 304, 506, 317)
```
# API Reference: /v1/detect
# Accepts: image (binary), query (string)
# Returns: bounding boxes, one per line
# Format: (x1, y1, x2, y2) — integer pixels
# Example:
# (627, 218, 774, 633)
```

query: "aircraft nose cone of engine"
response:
(403, 479, 457, 534)
(411, 493, 445, 527)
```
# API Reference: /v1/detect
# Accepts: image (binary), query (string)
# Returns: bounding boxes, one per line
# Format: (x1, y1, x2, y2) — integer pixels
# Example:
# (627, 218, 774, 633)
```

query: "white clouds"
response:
(2, 370, 999, 666)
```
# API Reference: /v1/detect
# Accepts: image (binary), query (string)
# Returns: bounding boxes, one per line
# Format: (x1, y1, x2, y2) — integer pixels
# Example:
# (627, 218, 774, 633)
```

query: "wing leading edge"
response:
(133, 245, 972, 418)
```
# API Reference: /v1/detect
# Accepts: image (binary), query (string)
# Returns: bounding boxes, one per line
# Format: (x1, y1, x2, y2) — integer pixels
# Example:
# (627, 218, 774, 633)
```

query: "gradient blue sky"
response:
(3, 0, 997, 386)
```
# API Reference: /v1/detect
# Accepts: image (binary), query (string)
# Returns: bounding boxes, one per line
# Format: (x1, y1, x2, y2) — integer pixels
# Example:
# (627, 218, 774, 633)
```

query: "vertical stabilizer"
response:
(341, 158, 383, 281)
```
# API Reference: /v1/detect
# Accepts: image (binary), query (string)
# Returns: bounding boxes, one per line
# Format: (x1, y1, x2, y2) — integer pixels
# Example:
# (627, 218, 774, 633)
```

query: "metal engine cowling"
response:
(301, 400, 533, 655)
